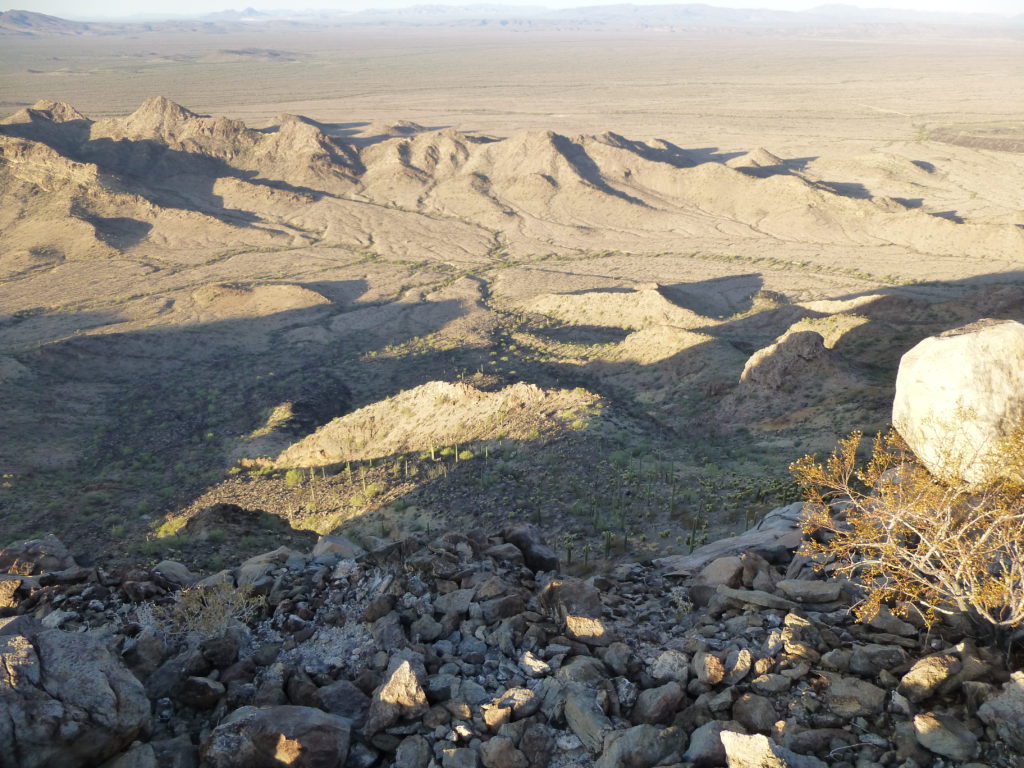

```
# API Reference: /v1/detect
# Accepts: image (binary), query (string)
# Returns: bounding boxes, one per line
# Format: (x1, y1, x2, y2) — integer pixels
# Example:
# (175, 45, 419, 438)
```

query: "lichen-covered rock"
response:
(0, 629, 150, 768)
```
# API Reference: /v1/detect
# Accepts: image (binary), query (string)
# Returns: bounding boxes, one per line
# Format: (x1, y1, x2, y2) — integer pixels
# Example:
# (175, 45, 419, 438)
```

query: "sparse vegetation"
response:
(140, 582, 263, 639)
(793, 430, 1024, 635)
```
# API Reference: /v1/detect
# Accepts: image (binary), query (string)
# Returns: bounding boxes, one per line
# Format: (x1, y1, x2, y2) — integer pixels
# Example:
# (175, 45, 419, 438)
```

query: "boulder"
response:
(0, 629, 150, 768)
(892, 319, 1024, 484)
(152, 560, 196, 588)
(503, 526, 559, 573)
(0, 534, 76, 575)
(200, 705, 350, 767)
(363, 651, 429, 736)
(311, 534, 365, 560)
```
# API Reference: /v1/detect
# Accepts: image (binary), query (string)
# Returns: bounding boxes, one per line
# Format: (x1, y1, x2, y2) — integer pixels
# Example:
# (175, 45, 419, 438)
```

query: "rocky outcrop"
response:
(0, 629, 150, 768)
(893, 319, 1024, 484)
(1, 518, 1022, 768)
(739, 331, 833, 392)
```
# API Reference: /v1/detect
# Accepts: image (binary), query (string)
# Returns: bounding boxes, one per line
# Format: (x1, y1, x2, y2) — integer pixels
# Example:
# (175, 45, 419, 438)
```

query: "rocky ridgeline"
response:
(2, 509, 1023, 768)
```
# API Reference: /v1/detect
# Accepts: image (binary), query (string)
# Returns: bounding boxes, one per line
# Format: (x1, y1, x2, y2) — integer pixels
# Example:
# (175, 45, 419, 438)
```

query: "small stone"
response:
(152, 560, 195, 587)
(317, 679, 370, 727)
(914, 712, 978, 761)
(868, 606, 916, 637)
(435, 589, 476, 617)
(177, 676, 225, 710)
(519, 651, 551, 678)
(650, 649, 689, 684)
(694, 650, 725, 685)
(484, 543, 525, 566)
(564, 687, 613, 754)
(631, 681, 684, 725)
(360, 594, 396, 623)
(602, 642, 633, 676)
(201, 705, 350, 768)
(978, 671, 1024, 752)
(411, 614, 444, 642)
(751, 674, 791, 695)
(721, 731, 827, 768)
(480, 735, 528, 768)
(395, 735, 431, 768)
(849, 644, 908, 677)
(683, 720, 742, 767)
(821, 673, 887, 718)
(312, 534, 365, 560)
(724, 648, 753, 685)
(565, 615, 613, 646)
(493, 687, 540, 720)
(898, 655, 962, 703)
(442, 747, 480, 768)
(699, 556, 744, 587)
(717, 586, 797, 611)
(732, 693, 777, 735)
(596, 724, 688, 768)
(776, 579, 841, 603)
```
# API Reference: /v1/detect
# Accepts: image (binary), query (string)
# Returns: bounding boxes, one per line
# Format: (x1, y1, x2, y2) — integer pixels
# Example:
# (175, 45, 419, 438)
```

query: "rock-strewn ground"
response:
(1, 515, 1022, 768)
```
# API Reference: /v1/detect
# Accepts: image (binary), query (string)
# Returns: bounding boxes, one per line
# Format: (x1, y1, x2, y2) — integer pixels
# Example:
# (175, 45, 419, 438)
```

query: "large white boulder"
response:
(892, 319, 1024, 485)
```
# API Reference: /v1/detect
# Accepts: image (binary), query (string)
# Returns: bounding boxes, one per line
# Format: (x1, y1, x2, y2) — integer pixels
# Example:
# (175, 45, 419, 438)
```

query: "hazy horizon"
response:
(5, 0, 1021, 21)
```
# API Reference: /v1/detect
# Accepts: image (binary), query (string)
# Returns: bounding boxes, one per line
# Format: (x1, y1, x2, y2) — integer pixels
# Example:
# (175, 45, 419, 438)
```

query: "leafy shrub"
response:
(284, 468, 305, 488)
(792, 430, 1024, 634)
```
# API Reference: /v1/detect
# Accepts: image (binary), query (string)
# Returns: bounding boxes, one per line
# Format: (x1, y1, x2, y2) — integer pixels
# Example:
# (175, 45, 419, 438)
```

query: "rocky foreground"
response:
(2, 504, 1023, 768)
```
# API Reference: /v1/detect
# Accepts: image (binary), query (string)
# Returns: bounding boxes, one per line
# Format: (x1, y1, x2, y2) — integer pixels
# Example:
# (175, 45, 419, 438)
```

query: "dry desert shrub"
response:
(141, 581, 263, 639)
(792, 430, 1024, 636)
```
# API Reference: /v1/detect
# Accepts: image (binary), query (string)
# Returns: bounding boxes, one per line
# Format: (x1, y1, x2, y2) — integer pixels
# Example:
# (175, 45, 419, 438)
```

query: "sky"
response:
(8, 0, 1021, 19)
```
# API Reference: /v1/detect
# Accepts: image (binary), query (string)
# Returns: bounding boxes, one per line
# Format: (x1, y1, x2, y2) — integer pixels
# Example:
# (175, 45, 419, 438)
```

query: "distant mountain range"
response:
(2, 4, 1022, 36)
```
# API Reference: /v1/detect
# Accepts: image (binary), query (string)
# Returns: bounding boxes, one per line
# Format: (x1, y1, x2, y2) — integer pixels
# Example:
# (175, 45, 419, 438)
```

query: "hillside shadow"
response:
(682, 146, 746, 164)
(324, 121, 452, 147)
(814, 180, 872, 199)
(658, 273, 764, 318)
(8, 267, 1024, 568)
(551, 134, 649, 206)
